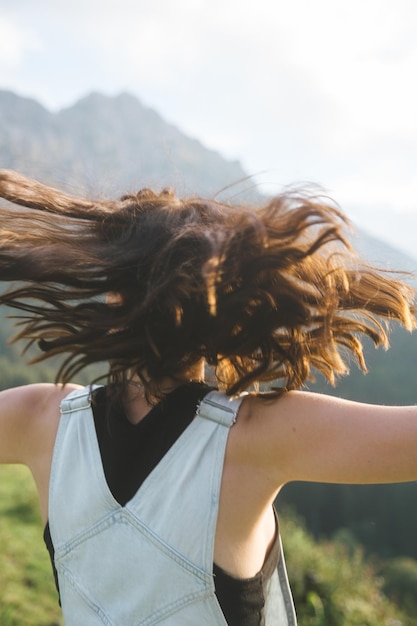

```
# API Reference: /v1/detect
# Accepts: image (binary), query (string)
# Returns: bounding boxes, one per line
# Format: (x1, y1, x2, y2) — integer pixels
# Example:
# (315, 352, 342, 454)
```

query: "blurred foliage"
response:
(309, 327, 417, 406)
(281, 510, 411, 626)
(0, 303, 108, 392)
(380, 557, 417, 619)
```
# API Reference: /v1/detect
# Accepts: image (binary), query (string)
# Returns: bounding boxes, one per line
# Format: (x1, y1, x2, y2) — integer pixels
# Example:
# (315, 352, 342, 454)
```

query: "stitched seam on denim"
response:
(201, 424, 227, 576)
(48, 411, 72, 547)
(60, 385, 101, 413)
(127, 416, 222, 512)
(59, 564, 116, 626)
(55, 509, 210, 583)
(196, 391, 242, 427)
(59, 561, 212, 626)
(277, 545, 297, 626)
(124, 417, 229, 575)
(134, 589, 213, 626)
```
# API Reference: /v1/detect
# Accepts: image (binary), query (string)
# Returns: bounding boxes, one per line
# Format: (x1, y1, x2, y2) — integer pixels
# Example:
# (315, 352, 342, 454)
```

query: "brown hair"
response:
(0, 169, 415, 398)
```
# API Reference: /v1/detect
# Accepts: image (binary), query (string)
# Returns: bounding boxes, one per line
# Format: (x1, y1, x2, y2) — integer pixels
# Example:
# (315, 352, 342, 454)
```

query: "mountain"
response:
(353, 228, 417, 275)
(0, 89, 255, 199)
(0, 87, 415, 259)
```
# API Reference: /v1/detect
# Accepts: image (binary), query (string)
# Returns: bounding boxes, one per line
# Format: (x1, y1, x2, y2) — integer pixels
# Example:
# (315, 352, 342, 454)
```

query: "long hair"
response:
(0, 169, 415, 398)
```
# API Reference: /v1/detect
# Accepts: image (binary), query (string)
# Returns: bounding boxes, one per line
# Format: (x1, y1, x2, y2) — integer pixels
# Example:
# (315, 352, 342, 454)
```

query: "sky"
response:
(1, 0, 417, 259)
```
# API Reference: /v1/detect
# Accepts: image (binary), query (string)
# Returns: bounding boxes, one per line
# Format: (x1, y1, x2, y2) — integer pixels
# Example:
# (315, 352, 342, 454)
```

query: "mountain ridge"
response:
(0, 88, 253, 199)
(2, 88, 417, 266)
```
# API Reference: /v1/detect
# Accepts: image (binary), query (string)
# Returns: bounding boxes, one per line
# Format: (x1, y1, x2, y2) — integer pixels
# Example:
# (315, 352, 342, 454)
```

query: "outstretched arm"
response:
(243, 391, 417, 491)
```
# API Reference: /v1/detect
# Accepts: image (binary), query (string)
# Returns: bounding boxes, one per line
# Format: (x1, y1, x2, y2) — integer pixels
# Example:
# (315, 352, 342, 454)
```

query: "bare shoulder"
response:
(0, 382, 83, 466)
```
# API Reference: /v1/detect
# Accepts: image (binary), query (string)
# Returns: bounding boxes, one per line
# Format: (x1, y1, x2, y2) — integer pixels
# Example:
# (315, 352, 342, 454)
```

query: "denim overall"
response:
(48, 387, 297, 625)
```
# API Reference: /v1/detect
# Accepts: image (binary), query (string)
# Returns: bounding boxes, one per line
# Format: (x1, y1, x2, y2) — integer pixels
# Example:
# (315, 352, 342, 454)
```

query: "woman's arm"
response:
(0, 382, 82, 522)
(0, 383, 82, 466)
(243, 391, 417, 491)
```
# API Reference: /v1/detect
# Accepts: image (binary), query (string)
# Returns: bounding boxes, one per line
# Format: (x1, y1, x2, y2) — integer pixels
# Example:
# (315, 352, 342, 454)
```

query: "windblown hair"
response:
(0, 169, 415, 398)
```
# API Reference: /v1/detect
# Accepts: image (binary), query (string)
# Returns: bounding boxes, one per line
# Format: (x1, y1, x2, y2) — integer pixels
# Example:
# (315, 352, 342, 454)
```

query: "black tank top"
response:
(44, 382, 279, 625)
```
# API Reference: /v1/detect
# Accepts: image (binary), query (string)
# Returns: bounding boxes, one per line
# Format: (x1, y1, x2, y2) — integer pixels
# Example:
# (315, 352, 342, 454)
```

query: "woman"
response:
(1, 169, 417, 625)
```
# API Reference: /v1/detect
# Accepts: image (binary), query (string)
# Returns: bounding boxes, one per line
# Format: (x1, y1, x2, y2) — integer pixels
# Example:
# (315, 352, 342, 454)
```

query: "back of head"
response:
(0, 170, 415, 399)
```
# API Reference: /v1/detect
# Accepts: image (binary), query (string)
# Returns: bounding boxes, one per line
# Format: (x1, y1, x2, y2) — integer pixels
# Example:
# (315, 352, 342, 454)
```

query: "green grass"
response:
(0, 465, 63, 626)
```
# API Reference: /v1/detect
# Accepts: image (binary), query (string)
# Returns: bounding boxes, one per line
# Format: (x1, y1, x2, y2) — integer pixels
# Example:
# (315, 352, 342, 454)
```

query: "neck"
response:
(132, 360, 205, 392)
(124, 361, 206, 424)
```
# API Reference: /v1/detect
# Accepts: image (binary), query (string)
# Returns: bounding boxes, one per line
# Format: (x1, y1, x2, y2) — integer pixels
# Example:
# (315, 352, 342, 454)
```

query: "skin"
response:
(2, 374, 417, 579)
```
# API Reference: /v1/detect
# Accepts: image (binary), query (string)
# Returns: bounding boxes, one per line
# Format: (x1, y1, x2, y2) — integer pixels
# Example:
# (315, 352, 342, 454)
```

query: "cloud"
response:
(0, 13, 41, 68)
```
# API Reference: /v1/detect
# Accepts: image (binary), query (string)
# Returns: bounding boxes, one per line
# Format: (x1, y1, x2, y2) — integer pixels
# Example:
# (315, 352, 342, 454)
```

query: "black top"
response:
(44, 382, 279, 625)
